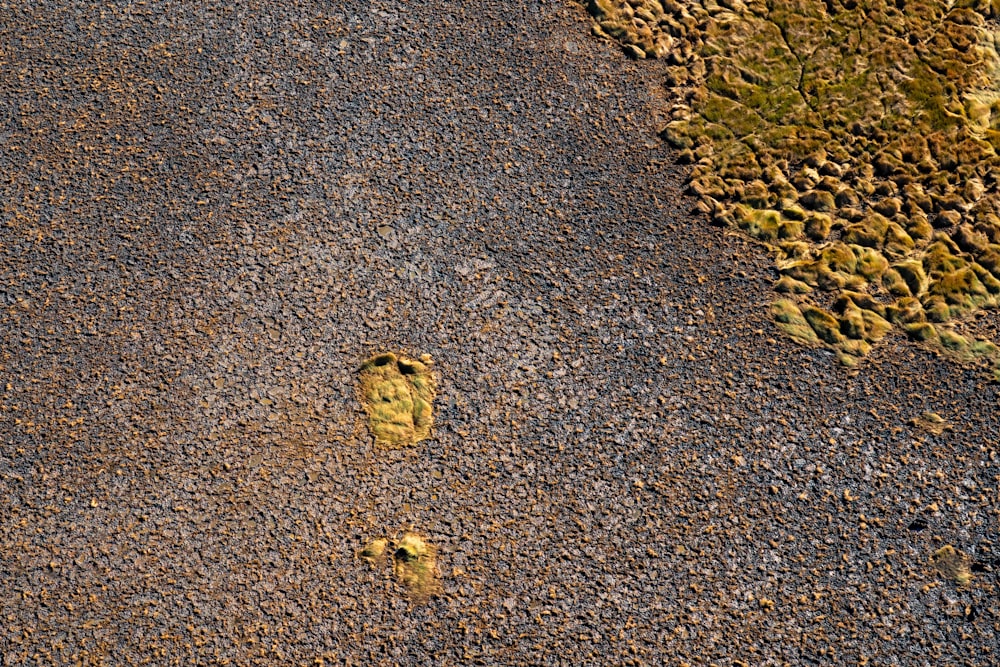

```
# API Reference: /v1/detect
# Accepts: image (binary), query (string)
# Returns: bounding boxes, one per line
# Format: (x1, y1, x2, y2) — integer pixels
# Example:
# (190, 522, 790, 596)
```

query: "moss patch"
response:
(772, 299, 819, 345)
(359, 538, 388, 564)
(393, 533, 440, 599)
(358, 352, 436, 448)
(582, 0, 1000, 375)
(931, 545, 973, 587)
(358, 533, 440, 600)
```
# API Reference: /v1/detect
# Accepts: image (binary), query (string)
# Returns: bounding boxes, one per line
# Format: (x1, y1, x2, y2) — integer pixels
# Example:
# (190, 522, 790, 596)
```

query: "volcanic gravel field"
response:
(1, 0, 999, 665)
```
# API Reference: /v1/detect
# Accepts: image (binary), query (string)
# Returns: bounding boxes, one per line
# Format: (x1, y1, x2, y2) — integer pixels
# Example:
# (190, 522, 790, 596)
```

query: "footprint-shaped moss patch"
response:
(358, 352, 436, 448)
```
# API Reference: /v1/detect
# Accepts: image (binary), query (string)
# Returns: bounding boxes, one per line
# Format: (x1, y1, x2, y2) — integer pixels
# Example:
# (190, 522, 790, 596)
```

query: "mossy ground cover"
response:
(359, 533, 440, 600)
(358, 352, 437, 448)
(585, 0, 1000, 376)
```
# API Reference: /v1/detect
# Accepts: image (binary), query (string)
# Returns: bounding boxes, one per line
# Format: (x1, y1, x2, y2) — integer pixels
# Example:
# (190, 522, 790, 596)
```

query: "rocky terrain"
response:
(1, 0, 998, 665)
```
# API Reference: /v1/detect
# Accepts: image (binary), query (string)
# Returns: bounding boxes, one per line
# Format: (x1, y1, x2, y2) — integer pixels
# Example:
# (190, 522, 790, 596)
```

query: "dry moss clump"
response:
(358, 352, 436, 448)
(583, 0, 1000, 376)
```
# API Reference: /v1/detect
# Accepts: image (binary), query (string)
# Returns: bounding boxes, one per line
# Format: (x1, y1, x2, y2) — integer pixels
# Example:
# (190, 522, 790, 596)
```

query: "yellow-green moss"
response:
(914, 411, 949, 435)
(359, 533, 440, 600)
(802, 306, 844, 345)
(772, 299, 819, 345)
(581, 0, 1000, 375)
(904, 321, 939, 342)
(775, 275, 812, 294)
(860, 309, 893, 344)
(938, 328, 970, 352)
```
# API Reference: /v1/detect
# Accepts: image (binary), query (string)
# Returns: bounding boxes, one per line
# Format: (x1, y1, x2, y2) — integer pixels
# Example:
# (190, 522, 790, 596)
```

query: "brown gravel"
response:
(1, 0, 998, 665)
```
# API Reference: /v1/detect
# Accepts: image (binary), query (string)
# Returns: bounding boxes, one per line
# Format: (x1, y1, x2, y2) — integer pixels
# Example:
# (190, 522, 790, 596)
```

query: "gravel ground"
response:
(1, 0, 998, 665)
